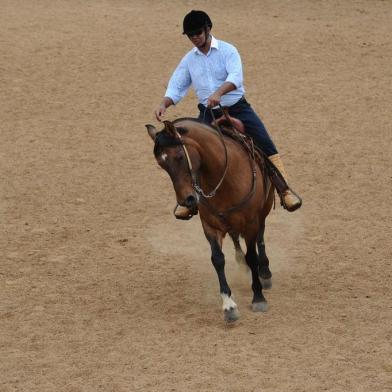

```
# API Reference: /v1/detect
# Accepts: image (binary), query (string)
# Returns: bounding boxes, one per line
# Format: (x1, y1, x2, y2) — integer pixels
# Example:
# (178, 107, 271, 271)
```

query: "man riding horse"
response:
(154, 10, 302, 218)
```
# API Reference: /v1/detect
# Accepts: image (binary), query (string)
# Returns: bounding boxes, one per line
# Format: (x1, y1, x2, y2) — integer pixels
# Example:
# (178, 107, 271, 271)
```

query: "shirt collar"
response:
(193, 35, 219, 55)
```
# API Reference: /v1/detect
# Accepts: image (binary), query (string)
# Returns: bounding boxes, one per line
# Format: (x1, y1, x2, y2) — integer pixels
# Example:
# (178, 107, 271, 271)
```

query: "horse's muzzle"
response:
(184, 194, 198, 209)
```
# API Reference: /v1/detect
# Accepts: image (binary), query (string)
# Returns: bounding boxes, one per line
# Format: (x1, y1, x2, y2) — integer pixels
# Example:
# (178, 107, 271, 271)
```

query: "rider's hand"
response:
(155, 104, 166, 122)
(207, 92, 221, 108)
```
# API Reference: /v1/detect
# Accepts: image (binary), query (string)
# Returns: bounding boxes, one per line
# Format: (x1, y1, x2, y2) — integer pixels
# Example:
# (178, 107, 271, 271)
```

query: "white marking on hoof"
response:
(252, 301, 268, 312)
(224, 307, 240, 323)
(221, 293, 238, 312)
(221, 293, 239, 321)
(221, 294, 240, 322)
(160, 153, 168, 161)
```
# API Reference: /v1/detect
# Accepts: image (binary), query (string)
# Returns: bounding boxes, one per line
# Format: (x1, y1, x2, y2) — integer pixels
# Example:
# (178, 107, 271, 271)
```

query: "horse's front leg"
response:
(203, 226, 239, 322)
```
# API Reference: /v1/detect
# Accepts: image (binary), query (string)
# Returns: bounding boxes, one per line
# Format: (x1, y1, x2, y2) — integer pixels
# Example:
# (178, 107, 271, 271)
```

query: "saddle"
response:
(213, 112, 246, 134)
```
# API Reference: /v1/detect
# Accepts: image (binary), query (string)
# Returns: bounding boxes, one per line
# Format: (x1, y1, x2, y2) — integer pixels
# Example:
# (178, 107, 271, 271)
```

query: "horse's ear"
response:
(163, 120, 177, 137)
(145, 124, 158, 141)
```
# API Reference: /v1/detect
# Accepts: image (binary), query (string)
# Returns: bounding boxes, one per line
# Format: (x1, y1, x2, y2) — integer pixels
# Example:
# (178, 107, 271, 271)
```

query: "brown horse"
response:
(146, 119, 274, 322)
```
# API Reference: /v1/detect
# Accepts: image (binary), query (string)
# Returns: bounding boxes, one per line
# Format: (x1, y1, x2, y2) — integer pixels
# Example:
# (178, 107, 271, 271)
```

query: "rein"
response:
(195, 108, 229, 198)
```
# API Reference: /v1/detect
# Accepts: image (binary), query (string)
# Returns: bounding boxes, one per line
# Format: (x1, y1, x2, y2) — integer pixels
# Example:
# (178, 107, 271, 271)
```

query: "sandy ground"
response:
(1, 1, 391, 391)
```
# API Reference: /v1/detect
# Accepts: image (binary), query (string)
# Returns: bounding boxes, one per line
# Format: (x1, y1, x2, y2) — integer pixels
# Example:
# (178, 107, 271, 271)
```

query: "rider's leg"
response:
(228, 100, 278, 154)
(228, 100, 302, 212)
(174, 101, 301, 218)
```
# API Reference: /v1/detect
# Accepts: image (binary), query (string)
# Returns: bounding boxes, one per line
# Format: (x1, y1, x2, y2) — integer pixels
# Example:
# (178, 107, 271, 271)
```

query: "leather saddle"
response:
(212, 109, 246, 134)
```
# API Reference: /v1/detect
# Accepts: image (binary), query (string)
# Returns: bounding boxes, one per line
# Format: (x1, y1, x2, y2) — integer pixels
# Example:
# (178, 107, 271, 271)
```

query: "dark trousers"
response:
(197, 97, 278, 156)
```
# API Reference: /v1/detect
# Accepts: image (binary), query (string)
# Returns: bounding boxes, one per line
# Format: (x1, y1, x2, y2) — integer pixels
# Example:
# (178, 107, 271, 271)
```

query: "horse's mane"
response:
(153, 131, 182, 156)
(154, 118, 220, 156)
(173, 118, 220, 136)
(172, 117, 201, 124)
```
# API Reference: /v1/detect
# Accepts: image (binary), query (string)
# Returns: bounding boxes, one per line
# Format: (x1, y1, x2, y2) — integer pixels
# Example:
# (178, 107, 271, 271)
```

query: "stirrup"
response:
(173, 204, 198, 220)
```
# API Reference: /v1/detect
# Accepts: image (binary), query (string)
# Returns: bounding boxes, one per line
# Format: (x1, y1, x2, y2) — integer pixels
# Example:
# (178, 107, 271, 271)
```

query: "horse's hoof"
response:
(224, 307, 240, 323)
(252, 301, 268, 312)
(261, 278, 272, 290)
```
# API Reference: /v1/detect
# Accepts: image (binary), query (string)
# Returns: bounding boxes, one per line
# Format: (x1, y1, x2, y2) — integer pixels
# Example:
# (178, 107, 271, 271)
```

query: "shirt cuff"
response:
(225, 74, 242, 89)
(164, 89, 182, 105)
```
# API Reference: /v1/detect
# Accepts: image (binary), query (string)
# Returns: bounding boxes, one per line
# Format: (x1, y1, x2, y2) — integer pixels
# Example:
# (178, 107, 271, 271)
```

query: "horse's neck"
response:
(189, 127, 225, 169)
(187, 126, 237, 189)
(177, 120, 234, 178)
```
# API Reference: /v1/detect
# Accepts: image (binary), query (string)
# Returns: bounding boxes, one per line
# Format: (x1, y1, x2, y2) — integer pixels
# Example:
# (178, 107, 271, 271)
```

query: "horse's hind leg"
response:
(203, 226, 239, 323)
(246, 238, 268, 312)
(257, 225, 272, 289)
(229, 232, 247, 270)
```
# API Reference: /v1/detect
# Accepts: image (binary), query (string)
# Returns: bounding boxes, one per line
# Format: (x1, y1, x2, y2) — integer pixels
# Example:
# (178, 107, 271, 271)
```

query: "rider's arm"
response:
(207, 44, 243, 108)
(207, 82, 236, 108)
(215, 81, 237, 96)
(155, 97, 175, 121)
(224, 45, 243, 89)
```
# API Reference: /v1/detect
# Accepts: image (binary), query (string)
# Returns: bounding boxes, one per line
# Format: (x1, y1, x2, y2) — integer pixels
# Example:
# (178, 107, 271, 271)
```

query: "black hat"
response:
(182, 10, 212, 34)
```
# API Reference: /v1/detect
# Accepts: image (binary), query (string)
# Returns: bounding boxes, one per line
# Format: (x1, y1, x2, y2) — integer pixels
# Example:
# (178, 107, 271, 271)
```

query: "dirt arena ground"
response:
(1, 1, 391, 391)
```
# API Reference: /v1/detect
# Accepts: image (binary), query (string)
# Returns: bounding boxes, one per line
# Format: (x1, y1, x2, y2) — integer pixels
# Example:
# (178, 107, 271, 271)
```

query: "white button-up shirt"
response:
(165, 36, 245, 107)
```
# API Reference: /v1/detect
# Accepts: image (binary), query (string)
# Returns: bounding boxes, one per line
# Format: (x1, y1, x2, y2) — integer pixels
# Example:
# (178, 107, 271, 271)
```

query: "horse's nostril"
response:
(185, 195, 196, 208)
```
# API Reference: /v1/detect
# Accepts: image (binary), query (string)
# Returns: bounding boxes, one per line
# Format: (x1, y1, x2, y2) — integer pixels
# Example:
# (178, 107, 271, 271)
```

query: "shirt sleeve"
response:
(224, 46, 243, 89)
(164, 55, 192, 105)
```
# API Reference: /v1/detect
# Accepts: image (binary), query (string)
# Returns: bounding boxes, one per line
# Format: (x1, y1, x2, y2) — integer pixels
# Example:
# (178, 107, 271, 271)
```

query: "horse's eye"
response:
(175, 154, 184, 163)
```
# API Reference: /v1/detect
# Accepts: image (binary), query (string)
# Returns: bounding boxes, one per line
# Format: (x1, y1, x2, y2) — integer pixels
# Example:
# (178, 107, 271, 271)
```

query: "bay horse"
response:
(146, 118, 274, 322)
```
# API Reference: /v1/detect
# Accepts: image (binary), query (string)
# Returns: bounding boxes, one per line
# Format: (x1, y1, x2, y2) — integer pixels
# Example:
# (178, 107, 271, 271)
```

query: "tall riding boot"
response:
(268, 154, 302, 212)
